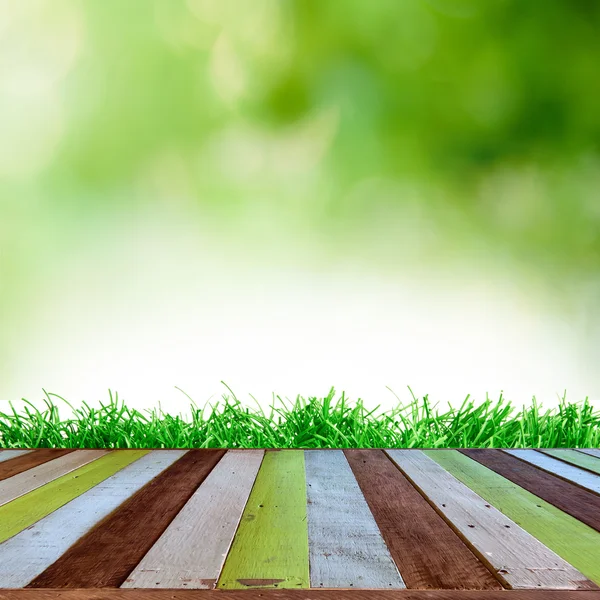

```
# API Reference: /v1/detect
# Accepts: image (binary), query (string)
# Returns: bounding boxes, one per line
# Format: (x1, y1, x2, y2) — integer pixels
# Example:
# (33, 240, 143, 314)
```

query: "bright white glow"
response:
(1, 205, 598, 418)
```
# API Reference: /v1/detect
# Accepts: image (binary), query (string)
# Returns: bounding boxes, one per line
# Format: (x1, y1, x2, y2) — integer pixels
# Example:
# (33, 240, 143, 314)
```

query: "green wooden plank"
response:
(216, 450, 309, 590)
(424, 449, 600, 585)
(541, 449, 600, 476)
(0, 450, 148, 544)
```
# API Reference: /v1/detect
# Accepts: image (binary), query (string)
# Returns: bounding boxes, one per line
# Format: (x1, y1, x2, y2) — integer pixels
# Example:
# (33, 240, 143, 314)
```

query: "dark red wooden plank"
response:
(460, 449, 600, 534)
(343, 449, 502, 590)
(27, 449, 226, 588)
(0, 450, 74, 482)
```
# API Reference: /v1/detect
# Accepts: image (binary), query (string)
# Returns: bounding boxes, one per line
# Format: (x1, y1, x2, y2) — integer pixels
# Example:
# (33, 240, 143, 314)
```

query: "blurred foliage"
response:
(1, 0, 600, 279)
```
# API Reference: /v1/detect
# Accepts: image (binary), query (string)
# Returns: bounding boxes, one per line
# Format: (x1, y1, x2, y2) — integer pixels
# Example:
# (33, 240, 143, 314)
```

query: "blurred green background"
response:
(1, 0, 600, 411)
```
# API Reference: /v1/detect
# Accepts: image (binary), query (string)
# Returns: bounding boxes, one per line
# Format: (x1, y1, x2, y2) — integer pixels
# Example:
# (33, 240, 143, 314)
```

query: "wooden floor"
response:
(1, 448, 600, 600)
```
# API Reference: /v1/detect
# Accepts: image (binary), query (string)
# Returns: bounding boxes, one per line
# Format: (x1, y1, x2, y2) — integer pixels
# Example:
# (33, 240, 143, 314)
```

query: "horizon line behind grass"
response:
(0, 388, 599, 449)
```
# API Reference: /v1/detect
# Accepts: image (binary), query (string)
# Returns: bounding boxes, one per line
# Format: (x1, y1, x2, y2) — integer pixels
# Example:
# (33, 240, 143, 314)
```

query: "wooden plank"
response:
(304, 450, 405, 589)
(344, 449, 501, 590)
(505, 450, 600, 495)
(0, 450, 188, 588)
(122, 450, 264, 589)
(540, 449, 600, 476)
(4, 588, 600, 600)
(0, 450, 32, 464)
(387, 449, 592, 590)
(459, 449, 600, 536)
(0, 450, 73, 482)
(578, 449, 600, 460)
(0, 450, 148, 544)
(433, 449, 600, 585)
(28, 449, 226, 588)
(216, 450, 309, 590)
(0, 449, 108, 507)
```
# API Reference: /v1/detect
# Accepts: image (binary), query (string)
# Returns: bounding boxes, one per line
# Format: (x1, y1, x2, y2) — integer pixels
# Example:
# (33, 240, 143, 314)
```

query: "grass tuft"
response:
(0, 389, 599, 449)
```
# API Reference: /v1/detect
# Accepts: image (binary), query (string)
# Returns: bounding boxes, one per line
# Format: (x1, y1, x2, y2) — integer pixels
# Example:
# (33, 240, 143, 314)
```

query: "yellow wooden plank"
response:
(216, 450, 309, 590)
(0, 450, 148, 544)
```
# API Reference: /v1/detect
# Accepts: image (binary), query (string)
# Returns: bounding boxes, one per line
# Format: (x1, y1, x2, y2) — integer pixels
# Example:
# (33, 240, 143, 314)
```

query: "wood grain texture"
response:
(540, 449, 600, 476)
(434, 450, 600, 585)
(0, 450, 187, 588)
(578, 449, 600, 460)
(0, 450, 73, 482)
(0, 450, 108, 508)
(460, 449, 600, 535)
(28, 449, 225, 589)
(4, 589, 600, 600)
(0, 450, 32, 464)
(0, 450, 148, 544)
(344, 449, 501, 591)
(216, 450, 309, 590)
(123, 450, 264, 589)
(505, 450, 600, 495)
(304, 450, 405, 589)
(388, 449, 591, 590)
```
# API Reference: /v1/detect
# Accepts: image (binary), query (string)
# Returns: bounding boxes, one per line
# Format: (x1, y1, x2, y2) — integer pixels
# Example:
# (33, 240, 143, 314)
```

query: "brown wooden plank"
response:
(343, 449, 502, 590)
(0, 450, 74, 482)
(3, 588, 600, 599)
(27, 449, 227, 588)
(460, 449, 600, 534)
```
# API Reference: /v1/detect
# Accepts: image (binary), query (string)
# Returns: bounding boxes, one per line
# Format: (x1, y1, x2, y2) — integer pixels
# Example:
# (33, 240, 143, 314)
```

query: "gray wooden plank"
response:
(0, 450, 187, 588)
(0, 450, 108, 507)
(305, 450, 405, 589)
(386, 449, 591, 590)
(0, 451, 32, 464)
(505, 450, 600, 495)
(122, 450, 264, 589)
(577, 449, 600, 460)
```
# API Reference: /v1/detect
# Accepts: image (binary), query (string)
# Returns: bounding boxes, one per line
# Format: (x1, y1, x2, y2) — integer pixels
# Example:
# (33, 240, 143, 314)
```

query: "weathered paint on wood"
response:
(0, 450, 108, 508)
(0, 450, 187, 588)
(0, 450, 148, 544)
(436, 449, 600, 585)
(0, 450, 74, 482)
(388, 449, 592, 590)
(540, 449, 600, 476)
(578, 449, 600, 460)
(505, 450, 600, 495)
(304, 450, 405, 589)
(4, 590, 600, 600)
(122, 449, 264, 589)
(216, 450, 310, 590)
(28, 449, 225, 588)
(0, 450, 32, 463)
(344, 449, 502, 590)
(462, 448, 600, 535)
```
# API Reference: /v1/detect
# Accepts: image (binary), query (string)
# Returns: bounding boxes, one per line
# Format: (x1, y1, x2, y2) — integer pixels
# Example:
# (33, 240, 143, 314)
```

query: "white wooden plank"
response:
(505, 449, 600, 495)
(577, 449, 600, 460)
(0, 450, 108, 507)
(304, 450, 405, 589)
(0, 449, 187, 588)
(122, 449, 263, 589)
(386, 449, 589, 590)
(0, 450, 32, 463)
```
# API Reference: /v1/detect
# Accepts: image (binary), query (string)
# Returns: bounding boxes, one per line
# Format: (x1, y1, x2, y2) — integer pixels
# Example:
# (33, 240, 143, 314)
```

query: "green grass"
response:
(1, 389, 599, 449)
